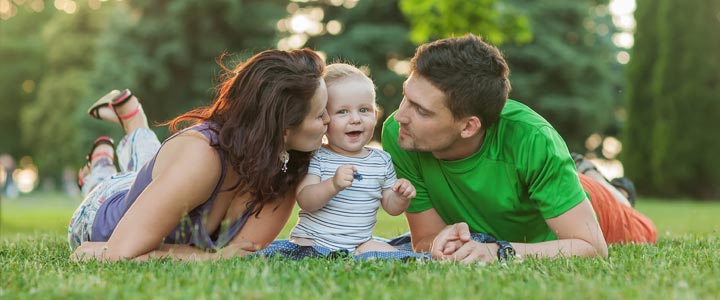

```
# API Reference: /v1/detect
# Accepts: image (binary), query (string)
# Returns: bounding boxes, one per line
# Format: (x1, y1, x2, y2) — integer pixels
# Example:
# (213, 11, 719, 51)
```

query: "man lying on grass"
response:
(381, 34, 658, 264)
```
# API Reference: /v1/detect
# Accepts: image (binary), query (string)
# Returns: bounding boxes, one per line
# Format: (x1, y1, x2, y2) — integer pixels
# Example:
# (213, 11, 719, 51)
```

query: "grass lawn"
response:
(1, 193, 718, 300)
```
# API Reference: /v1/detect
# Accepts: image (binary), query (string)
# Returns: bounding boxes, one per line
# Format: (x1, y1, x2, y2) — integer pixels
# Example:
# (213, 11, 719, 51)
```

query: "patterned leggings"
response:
(67, 128, 161, 250)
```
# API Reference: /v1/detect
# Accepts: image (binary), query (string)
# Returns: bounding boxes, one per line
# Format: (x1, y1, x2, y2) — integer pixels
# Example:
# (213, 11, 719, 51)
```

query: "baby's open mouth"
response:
(346, 131, 363, 138)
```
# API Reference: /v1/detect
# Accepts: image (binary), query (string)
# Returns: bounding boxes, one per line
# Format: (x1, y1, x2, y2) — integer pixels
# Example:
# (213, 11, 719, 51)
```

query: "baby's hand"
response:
(392, 178, 416, 202)
(333, 165, 356, 191)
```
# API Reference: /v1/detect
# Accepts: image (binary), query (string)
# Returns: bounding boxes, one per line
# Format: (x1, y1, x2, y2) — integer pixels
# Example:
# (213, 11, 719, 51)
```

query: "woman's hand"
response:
(215, 241, 261, 259)
(71, 240, 261, 262)
(71, 242, 109, 262)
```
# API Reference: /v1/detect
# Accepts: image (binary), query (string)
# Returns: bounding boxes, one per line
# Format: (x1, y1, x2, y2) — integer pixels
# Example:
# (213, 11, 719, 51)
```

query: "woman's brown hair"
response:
(166, 48, 325, 215)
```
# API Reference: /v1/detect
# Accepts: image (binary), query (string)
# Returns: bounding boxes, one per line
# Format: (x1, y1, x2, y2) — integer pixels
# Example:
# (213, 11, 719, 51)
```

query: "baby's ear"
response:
(374, 104, 380, 121)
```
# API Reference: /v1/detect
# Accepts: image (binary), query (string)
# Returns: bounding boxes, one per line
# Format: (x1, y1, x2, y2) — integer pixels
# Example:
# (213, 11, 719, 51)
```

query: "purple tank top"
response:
(91, 122, 251, 250)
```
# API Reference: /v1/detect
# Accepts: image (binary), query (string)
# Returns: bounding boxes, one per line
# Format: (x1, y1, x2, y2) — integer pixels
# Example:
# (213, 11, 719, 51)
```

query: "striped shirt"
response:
(290, 146, 397, 251)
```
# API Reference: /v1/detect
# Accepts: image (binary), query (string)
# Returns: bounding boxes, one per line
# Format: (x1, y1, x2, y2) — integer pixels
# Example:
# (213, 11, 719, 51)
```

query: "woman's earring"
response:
(280, 151, 289, 173)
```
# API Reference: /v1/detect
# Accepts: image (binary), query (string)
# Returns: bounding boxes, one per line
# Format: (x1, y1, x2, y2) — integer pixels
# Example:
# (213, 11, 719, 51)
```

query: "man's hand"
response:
(431, 223, 471, 256)
(440, 240, 498, 264)
(333, 165, 356, 191)
(430, 222, 499, 264)
(391, 178, 416, 202)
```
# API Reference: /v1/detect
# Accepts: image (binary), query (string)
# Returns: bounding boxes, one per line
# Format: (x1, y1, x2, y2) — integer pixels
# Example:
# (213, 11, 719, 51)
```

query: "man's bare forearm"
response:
(411, 235, 437, 253)
(510, 238, 606, 259)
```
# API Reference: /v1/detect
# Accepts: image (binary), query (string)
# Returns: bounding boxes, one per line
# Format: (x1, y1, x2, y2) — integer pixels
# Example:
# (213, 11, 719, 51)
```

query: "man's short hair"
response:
(410, 34, 511, 127)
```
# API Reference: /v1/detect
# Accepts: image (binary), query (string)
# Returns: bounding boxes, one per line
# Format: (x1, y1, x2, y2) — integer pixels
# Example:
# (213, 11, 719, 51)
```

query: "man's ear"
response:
(459, 116, 482, 138)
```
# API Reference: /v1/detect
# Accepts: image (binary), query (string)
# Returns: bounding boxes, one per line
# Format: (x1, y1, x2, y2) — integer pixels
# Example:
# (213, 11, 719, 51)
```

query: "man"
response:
(381, 34, 657, 263)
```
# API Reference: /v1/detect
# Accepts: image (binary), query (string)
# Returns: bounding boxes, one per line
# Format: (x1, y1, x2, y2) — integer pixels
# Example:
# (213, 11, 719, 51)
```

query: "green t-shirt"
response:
(381, 100, 586, 242)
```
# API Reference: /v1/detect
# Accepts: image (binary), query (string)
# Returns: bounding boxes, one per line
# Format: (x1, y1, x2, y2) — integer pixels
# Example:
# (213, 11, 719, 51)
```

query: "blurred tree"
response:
(0, 4, 54, 157)
(499, 0, 622, 152)
(20, 3, 112, 181)
(399, 0, 531, 45)
(621, 0, 658, 195)
(88, 0, 288, 141)
(645, 0, 720, 199)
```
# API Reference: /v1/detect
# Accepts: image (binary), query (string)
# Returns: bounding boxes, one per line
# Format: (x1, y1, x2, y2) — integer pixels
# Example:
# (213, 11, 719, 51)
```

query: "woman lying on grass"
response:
(69, 48, 330, 261)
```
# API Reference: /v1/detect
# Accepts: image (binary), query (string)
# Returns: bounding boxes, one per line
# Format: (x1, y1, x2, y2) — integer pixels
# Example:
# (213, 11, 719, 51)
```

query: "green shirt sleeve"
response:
(381, 113, 432, 213)
(520, 126, 586, 219)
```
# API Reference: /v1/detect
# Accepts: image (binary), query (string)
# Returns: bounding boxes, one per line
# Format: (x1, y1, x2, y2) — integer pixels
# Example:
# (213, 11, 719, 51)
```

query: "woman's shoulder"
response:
(165, 131, 219, 159)
(171, 122, 219, 141)
(155, 128, 223, 177)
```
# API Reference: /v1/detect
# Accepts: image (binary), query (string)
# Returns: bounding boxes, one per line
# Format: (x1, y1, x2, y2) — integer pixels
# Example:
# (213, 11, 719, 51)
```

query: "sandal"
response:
(571, 152, 598, 174)
(77, 136, 115, 189)
(87, 89, 140, 129)
(610, 177, 637, 207)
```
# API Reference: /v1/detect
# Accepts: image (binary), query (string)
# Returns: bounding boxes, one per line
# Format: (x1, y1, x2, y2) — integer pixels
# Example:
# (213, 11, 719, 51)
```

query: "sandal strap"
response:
(90, 151, 114, 161)
(86, 136, 115, 163)
(117, 106, 141, 120)
(87, 89, 133, 120)
(111, 89, 133, 106)
(93, 136, 115, 147)
(77, 169, 84, 189)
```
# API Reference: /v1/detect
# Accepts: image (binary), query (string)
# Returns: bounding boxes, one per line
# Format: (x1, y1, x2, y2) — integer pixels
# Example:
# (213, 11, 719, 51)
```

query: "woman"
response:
(69, 48, 330, 261)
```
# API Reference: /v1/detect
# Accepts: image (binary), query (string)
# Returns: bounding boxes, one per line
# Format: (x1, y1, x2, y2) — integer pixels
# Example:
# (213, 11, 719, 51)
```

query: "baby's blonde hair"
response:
(324, 63, 376, 99)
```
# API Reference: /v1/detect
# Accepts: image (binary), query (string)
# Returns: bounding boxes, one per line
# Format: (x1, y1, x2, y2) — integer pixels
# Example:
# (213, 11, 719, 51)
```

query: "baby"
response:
(289, 63, 416, 254)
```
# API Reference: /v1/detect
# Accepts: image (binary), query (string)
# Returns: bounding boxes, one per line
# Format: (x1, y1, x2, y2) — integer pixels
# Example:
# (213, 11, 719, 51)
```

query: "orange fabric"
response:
(578, 173, 658, 244)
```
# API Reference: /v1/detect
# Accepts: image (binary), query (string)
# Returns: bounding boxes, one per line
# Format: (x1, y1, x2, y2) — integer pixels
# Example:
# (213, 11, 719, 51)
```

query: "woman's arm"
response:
(71, 241, 258, 262)
(99, 133, 223, 261)
(406, 208, 450, 252)
(229, 191, 296, 248)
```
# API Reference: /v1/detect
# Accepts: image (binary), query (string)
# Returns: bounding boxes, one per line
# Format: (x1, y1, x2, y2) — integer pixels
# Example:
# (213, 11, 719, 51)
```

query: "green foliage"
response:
(19, 4, 111, 179)
(625, 0, 720, 199)
(622, 0, 659, 195)
(7, 0, 290, 182)
(399, 0, 532, 45)
(499, 0, 622, 151)
(0, 5, 54, 157)
(90, 0, 288, 137)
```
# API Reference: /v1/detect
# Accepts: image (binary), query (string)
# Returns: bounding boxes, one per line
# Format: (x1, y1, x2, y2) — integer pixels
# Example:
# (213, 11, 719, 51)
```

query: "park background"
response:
(1, 0, 718, 299)
(1, 0, 718, 200)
